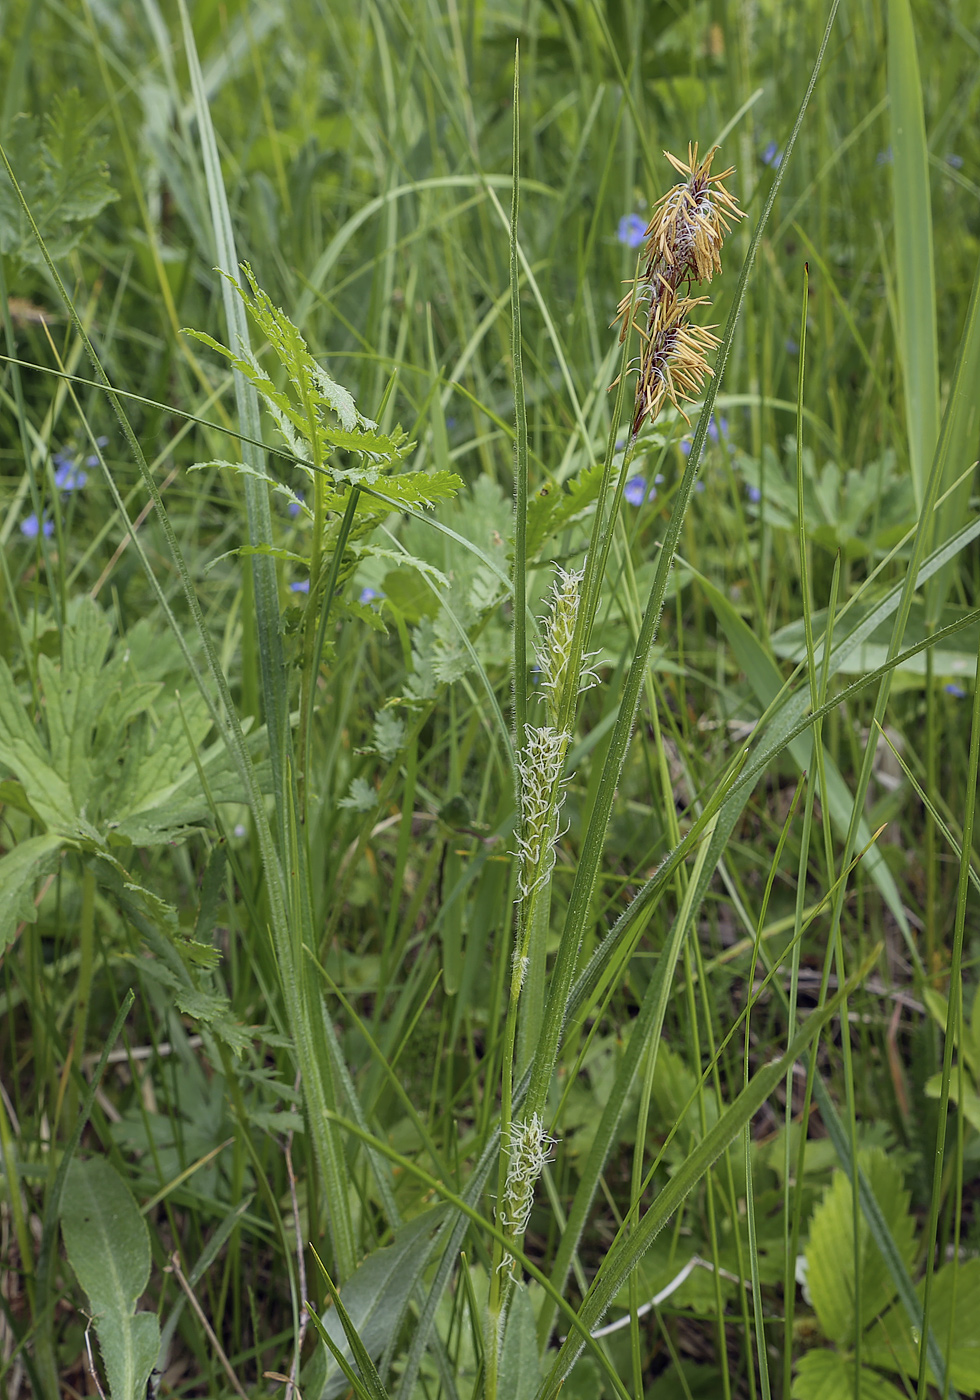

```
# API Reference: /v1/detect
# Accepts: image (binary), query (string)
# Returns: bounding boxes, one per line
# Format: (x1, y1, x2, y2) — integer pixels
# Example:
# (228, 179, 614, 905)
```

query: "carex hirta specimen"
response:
(613, 143, 744, 440)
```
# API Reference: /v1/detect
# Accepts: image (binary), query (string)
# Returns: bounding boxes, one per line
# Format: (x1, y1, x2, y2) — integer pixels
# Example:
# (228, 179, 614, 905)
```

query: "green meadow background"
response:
(1, 1, 980, 1398)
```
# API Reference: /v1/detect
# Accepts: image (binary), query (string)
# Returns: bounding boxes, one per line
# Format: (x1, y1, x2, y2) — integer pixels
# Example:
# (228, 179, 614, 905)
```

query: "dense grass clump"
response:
(2, 2, 980, 1399)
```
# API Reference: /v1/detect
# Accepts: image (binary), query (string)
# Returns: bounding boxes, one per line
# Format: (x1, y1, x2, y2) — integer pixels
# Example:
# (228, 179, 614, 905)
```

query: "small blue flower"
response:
(617, 213, 647, 249)
(290, 579, 310, 593)
(624, 478, 655, 506)
(945, 154, 964, 170)
(233, 823, 247, 838)
(786, 338, 799, 355)
(288, 491, 305, 519)
(694, 480, 705, 493)
(53, 453, 87, 492)
(876, 147, 893, 165)
(707, 414, 729, 443)
(761, 141, 782, 168)
(21, 513, 54, 538)
(359, 586, 383, 605)
(747, 484, 762, 504)
(446, 416, 457, 429)
(680, 438, 693, 456)
(96, 436, 109, 447)
(944, 682, 967, 698)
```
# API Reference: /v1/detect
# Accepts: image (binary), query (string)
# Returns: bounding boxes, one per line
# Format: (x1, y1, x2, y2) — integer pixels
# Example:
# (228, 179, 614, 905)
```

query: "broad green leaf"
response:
(864, 1258, 980, 1392)
(0, 833, 63, 948)
(888, 0, 938, 515)
(60, 1157, 160, 1400)
(770, 600, 979, 683)
(497, 1284, 541, 1400)
(792, 1349, 906, 1400)
(310, 1252, 391, 1400)
(805, 1148, 915, 1345)
(305, 1208, 447, 1400)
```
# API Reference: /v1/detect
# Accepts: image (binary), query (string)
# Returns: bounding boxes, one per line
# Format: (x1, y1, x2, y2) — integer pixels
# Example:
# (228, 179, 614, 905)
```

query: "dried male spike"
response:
(645, 143, 743, 286)
(611, 143, 743, 441)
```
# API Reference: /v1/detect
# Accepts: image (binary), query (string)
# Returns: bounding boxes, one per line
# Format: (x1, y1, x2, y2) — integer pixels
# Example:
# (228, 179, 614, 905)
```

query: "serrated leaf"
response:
(526, 461, 604, 558)
(0, 655, 82, 834)
(0, 833, 64, 948)
(792, 1350, 907, 1399)
(805, 1148, 915, 1345)
(0, 93, 118, 267)
(60, 1157, 159, 1400)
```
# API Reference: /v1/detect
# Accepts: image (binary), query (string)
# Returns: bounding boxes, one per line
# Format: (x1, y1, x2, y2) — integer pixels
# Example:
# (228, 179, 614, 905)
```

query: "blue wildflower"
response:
(945, 154, 964, 169)
(747, 484, 762, 504)
(617, 213, 647, 249)
(21, 513, 54, 538)
(786, 338, 799, 355)
(233, 823, 247, 838)
(680, 438, 693, 456)
(288, 491, 305, 519)
(53, 452, 87, 492)
(761, 141, 782, 168)
(624, 476, 649, 506)
(290, 579, 310, 593)
(876, 147, 893, 165)
(707, 414, 729, 443)
(359, 587, 383, 605)
(944, 682, 967, 698)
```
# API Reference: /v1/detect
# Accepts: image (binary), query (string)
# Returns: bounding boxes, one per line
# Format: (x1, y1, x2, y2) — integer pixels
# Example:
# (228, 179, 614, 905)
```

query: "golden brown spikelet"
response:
(611, 144, 743, 440)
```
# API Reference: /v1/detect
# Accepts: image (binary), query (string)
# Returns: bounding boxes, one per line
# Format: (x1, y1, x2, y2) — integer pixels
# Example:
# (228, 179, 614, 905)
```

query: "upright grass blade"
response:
(915, 620, 980, 1397)
(888, 0, 939, 518)
(176, 0, 290, 808)
(510, 43, 529, 761)
(928, 253, 980, 621)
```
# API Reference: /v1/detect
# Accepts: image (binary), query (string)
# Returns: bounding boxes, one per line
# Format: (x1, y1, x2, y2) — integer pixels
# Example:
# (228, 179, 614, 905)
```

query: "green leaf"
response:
(498, 1285, 541, 1400)
(309, 1254, 391, 1400)
(792, 1349, 907, 1399)
(805, 1148, 915, 1345)
(923, 1072, 980, 1132)
(0, 655, 84, 836)
(60, 1158, 160, 1400)
(525, 461, 604, 559)
(888, 0, 939, 515)
(0, 92, 118, 267)
(304, 1208, 447, 1400)
(0, 833, 63, 948)
(864, 1257, 980, 1392)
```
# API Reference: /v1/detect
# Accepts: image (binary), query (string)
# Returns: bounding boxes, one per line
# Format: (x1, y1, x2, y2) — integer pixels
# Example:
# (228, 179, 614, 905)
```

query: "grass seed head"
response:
(612, 143, 743, 440)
